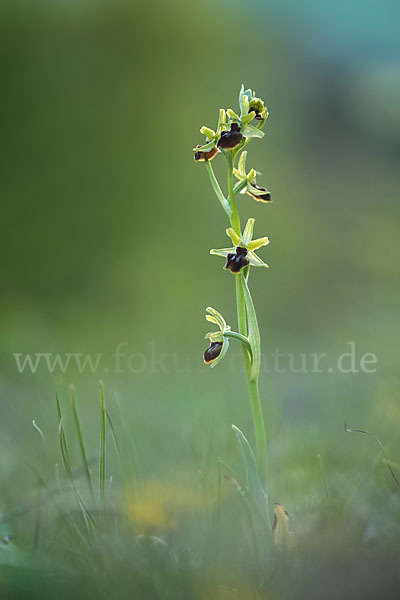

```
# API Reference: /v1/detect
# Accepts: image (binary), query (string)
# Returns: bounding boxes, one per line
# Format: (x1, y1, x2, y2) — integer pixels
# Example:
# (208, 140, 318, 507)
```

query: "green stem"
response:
(205, 160, 231, 218)
(225, 150, 267, 486)
(226, 152, 240, 234)
(223, 330, 252, 354)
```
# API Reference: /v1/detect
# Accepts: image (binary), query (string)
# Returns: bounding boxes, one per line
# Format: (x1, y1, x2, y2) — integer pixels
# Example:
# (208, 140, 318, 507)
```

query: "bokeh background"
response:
(0, 0, 400, 594)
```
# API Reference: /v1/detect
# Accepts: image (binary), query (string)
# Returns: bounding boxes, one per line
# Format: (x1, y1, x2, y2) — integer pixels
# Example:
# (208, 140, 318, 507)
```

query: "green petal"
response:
(248, 236, 269, 251)
(233, 168, 244, 181)
(227, 108, 240, 120)
(242, 218, 255, 245)
(238, 84, 245, 107)
(247, 168, 257, 183)
(248, 251, 268, 268)
(226, 227, 241, 246)
(200, 126, 215, 138)
(216, 109, 226, 133)
(206, 306, 227, 331)
(240, 94, 249, 118)
(205, 314, 219, 326)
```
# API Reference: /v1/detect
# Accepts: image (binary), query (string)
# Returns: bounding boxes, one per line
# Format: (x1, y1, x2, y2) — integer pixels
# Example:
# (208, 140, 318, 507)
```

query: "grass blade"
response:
(70, 384, 95, 503)
(99, 380, 106, 507)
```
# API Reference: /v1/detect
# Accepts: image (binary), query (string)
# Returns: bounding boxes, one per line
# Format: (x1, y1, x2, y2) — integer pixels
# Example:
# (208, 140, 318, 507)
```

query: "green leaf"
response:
(232, 425, 271, 532)
(241, 272, 261, 381)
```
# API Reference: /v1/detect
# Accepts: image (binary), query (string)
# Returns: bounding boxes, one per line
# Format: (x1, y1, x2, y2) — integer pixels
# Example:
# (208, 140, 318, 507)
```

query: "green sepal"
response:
(241, 123, 265, 139)
(242, 218, 255, 245)
(248, 181, 268, 195)
(248, 252, 268, 268)
(210, 247, 233, 258)
(210, 336, 230, 368)
(226, 227, 241, 246)
(237, 151, 247, 178)
(241, 111, 256, 125)
(248, 236, 269, 252)
(193, 139, 216, 152)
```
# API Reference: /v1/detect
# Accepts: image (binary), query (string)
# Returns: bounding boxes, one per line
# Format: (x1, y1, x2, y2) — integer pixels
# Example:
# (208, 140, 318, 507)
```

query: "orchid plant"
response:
(194, 85, 271, 488)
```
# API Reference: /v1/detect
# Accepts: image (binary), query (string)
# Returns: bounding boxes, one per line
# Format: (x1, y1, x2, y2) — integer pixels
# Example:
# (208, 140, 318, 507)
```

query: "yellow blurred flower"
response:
(125, 477, 223, 532)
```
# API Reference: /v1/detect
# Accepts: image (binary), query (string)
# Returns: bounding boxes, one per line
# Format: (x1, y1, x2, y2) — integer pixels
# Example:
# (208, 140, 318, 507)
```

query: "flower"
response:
(193, 109, 227, 160)
(203, 307, 231, 367)
(233, 151, 272, 203)
(248, 96, 268, 121)
(217, 123, 243, 150)
(210, 218, 269, 274)
(194, 145, 219, 162)
(224, 85, 268, 142)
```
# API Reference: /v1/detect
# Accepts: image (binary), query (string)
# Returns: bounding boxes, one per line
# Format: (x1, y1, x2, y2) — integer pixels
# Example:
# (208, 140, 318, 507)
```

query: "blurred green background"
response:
(0, 0, 400, 590)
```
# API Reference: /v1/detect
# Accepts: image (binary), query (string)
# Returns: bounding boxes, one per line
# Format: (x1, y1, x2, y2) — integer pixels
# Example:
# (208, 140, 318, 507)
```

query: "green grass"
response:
(0, 381, 399, 600)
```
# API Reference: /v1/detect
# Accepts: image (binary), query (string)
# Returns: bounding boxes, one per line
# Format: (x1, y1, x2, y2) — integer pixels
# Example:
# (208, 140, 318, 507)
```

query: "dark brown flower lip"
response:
(203, 341, 223, 364)
(224, 246, 250, 273)
(247, 184, 272, 203)
(217, 123, 243, 150)
(194, 145, 219, 162)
